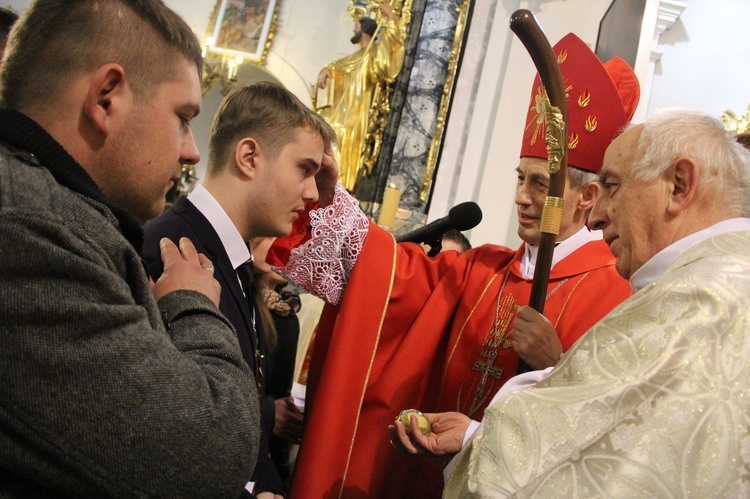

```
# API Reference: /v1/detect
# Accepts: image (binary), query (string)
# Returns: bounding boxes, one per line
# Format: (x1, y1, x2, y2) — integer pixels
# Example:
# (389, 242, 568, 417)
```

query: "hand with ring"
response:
(151, 237, 221, 307)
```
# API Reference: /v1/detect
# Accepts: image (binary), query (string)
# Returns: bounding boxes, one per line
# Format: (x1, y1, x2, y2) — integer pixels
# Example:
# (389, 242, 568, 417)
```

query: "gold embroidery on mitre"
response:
(558, 48, 568, 64)
(525, 86, 548, 146)
(569, 131, 579, 150)
(585, 115, 598, 132)
(578, 91, 590, 108)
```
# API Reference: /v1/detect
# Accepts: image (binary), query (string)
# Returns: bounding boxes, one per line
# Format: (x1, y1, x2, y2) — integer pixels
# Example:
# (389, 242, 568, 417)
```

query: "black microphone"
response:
(396, 201, 483, 245)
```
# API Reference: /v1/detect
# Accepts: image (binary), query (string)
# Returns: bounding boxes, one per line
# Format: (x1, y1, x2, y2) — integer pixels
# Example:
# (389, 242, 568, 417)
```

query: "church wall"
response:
(648, 0, 750, 119)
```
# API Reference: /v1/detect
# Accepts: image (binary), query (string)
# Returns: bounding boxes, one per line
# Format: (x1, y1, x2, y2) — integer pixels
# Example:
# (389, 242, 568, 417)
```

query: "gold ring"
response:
(204, 266, 215, 274)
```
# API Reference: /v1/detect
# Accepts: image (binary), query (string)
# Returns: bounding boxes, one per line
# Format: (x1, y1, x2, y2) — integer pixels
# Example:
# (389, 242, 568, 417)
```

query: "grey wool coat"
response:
(0, 108, 260, 498)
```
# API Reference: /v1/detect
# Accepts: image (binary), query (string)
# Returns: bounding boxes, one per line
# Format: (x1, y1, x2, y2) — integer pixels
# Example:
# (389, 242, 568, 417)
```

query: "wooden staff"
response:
(510, 9, 569, 313)
(510, 10, 568, 374)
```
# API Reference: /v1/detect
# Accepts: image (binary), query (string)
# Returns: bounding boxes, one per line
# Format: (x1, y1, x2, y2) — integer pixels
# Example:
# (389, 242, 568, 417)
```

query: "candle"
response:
(377, 183, 401, 229)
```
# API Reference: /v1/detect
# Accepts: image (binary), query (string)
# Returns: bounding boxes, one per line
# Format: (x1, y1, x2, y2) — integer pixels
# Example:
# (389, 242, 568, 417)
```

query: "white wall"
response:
(648, 0, 750, 118)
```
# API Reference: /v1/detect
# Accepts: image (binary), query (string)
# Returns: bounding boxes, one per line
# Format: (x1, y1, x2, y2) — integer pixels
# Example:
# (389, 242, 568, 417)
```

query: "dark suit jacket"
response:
(143, 196, 283, 496)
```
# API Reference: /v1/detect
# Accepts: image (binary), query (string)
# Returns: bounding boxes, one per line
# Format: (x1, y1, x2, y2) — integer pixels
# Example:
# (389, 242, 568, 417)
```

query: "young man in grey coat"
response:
(0, 0, 260, 496)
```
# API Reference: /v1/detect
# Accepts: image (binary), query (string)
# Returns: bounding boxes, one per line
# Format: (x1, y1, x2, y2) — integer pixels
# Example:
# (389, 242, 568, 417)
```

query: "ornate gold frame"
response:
(205, 0, 280, 66)
(420, 0, 472, 202)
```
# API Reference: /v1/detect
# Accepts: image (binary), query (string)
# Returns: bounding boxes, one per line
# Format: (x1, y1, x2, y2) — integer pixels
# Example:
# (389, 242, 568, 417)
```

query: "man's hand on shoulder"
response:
(151, 237, 221, 307)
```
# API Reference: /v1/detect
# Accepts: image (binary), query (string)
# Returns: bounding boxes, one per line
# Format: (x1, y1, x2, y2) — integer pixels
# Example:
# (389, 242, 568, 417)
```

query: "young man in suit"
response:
(143, 81, 336, 498)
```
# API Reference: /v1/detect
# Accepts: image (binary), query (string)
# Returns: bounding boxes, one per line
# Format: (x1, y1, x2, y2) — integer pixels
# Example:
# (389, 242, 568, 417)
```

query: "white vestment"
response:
(445, 227, 750, 498)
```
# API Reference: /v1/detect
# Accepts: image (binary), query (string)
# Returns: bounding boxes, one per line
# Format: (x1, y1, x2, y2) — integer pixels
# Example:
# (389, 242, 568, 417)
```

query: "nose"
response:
(587, 193, 609, 231)
(515, 181, 532, 207)
(303, 175, 319, 204)
(181, 127, 201, 165)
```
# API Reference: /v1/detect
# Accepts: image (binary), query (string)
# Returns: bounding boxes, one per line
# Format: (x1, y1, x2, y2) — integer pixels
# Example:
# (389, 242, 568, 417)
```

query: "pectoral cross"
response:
(473, 349, 503, 398)
(464, 282, 516, 417)
(468, 349, 504, 416)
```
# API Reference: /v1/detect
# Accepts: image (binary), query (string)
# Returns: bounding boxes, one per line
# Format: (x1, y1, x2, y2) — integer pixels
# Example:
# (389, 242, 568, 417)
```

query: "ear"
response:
(666, 158, 698, 216)
(83, 64, 128, 137)
(235, 137, 260, 180)
(578, 181, 601, 211)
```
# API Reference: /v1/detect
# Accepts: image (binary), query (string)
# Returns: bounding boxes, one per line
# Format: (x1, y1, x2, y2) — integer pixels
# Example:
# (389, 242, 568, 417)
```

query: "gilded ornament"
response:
(544, 103, 565, 175)
(525, 89, 548, 147)
(540, 196, 564, 235)
(720, 104, 750, 135)
(557, 48, 568, 64)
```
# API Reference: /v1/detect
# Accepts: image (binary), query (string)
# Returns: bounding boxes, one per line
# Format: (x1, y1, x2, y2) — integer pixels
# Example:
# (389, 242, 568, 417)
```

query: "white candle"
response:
(377, 184, 401, 229)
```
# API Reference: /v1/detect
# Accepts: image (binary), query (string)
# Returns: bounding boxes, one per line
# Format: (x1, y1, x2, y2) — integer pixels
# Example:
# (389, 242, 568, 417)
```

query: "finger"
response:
(288, 413, 304, 425)
(516, 305, 552, 325)
(515, 305, 539, 321)
(409, 414, 431, 446)
(391, 421, 419, 454)
(197, 253, 215, 275)
(177, 237, 199, 263)
(159, 238, 180, 269)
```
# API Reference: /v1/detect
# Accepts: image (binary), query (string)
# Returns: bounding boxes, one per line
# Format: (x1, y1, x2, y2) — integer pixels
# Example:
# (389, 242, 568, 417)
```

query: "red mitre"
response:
(519, 32, 640, 173)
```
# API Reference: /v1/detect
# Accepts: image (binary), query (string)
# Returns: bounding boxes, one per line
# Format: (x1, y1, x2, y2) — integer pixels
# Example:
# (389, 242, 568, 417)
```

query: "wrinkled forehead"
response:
(516, 156, 549, 175)
(600, 126, 643, 179)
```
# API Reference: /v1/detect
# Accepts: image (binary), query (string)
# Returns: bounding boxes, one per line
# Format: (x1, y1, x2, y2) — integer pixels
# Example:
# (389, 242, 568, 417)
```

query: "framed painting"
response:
(207, 0, 280, 65)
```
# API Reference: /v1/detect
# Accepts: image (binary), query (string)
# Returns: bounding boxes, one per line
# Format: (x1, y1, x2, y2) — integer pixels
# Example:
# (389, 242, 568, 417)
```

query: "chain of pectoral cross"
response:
(466, 270, 568, 416)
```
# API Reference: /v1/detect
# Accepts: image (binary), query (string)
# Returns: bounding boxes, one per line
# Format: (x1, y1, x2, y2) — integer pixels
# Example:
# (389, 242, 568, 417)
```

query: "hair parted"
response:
(207, 81, 336, 175)
(631, 108, 750, 217)
(0, 0, 202, 109)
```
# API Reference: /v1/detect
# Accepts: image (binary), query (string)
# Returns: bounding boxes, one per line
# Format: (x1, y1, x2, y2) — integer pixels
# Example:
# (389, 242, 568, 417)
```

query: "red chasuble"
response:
(286, 224, 630, 498)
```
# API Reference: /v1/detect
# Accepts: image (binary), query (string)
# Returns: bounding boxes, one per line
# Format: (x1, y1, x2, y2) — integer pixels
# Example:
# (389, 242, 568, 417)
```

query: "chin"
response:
(275, 224, 293, 238)
(517, 230, 540, 246)
(615, 265, 630, 280)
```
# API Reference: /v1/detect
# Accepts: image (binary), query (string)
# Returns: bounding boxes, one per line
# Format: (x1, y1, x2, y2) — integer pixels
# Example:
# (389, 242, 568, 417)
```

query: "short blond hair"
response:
(207, 82, 336, 175)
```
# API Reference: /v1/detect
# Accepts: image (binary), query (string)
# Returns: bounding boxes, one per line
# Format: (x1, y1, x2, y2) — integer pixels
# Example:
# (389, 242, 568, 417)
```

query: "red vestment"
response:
(282, 224, 631, 498)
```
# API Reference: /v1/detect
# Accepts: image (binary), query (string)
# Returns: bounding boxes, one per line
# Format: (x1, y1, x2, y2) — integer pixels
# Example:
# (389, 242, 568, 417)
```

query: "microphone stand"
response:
(425, 239, 442, 257)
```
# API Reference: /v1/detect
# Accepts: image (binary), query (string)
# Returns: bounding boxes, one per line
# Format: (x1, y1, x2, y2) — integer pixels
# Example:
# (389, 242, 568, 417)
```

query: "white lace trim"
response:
(275, 183, 369, 305)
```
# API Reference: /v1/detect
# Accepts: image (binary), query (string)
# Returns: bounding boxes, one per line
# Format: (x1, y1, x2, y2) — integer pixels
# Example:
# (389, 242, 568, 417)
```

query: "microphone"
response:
(396, 201, 482, 245)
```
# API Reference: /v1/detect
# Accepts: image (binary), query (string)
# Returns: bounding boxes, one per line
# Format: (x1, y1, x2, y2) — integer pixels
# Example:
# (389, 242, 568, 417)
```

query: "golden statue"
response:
(313, 0, 409, 192)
